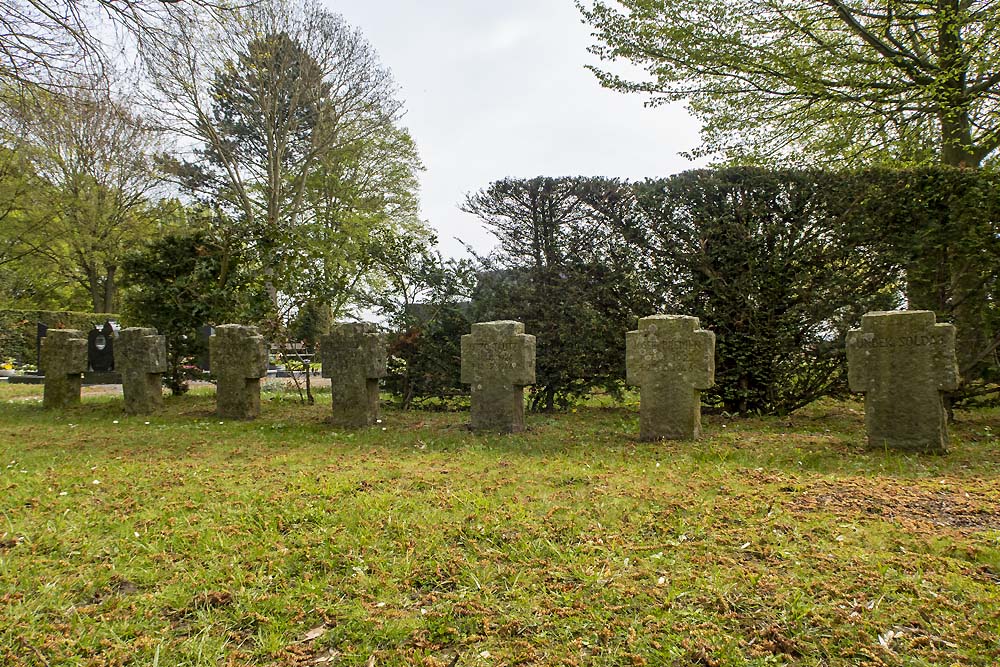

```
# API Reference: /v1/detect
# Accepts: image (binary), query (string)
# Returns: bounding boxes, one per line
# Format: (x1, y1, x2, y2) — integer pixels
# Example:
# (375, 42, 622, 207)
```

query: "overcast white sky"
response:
(329, 0, 704, 258)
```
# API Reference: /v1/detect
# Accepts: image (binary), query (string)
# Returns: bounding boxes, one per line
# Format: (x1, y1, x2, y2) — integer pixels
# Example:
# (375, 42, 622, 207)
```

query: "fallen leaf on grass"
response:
(878, 628, 903, 651)
(311, 649, 339, 664)
(301, 625, 327, 642)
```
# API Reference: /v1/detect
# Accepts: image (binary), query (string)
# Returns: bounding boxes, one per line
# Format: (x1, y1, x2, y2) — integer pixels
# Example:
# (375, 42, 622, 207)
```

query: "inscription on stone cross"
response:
(626, 315, 715, 441)
(461, 321, 535, 433)
(116, 327, 167, 415)
(847, 310, 959, 453)
(209, 324, 268, 420)
(41, 329, 88, 409)
(320, 322, 388, 428)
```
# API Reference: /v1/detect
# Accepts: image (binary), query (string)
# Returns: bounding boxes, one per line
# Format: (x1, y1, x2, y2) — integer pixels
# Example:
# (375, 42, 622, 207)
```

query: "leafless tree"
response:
(0, 0, 234, 93)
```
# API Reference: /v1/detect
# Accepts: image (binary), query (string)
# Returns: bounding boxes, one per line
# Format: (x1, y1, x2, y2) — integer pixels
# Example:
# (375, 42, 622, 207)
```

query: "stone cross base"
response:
(218, 378, 263, 420)
(638, 383, 703, 441)
(470, 384, 527, 434)
(331, 380, 380, 428)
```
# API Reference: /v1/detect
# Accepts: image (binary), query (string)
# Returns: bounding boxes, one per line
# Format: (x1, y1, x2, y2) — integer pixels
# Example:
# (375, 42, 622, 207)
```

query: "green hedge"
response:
(456, 167, 1000, 414)
(0, 310, 121, 365)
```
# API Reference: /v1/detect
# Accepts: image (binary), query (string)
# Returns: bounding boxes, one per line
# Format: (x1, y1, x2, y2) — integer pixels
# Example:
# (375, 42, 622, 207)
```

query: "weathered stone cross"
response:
(626, 315, 715, 441)
(41, 329, 88, 409)
(116, 327, 168, 415)
(461, 320, 535, 433)
(320, 322, 388, 427)
(847, 310, 959, 453)
(210, 324, 268, 420)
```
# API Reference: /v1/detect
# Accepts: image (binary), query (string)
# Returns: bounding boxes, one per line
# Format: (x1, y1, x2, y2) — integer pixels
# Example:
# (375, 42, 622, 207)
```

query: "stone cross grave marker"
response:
(461, 321, 535, 433)
(320, 322, 388, 428)
(626, 315, 715, 441)
(847, 310, 959, 453)
(209, 324, 268, 420)
(116, 327, 167, 415)
(41, 329, 87, 409)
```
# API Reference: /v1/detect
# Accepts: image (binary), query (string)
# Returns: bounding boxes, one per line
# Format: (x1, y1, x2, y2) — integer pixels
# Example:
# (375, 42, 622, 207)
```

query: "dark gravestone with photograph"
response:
(86, 321, 121, 384)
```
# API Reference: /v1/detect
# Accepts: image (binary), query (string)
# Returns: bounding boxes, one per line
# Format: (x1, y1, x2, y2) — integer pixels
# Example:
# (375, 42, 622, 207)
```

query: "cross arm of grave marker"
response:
(118, 328, 168, 375)
(211, 325, 268, 380)
(626, 315, 715, 390)
(321, 323, 388, 380)
(460, 321, 535, 388)
(847, 310, 960, 393)
(41, 330, 88, 376)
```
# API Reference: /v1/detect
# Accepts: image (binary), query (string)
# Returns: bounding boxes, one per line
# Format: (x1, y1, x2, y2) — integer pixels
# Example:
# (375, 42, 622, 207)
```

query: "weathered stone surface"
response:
(209, 324, 268, 420)
(116, 327, 167, 415)
(320, 322, 388, 428)
(41, 329, 87, 409)
(626, 315, 715, 441)
(847, 310, 959, 453)
(461, 321, 535, 433)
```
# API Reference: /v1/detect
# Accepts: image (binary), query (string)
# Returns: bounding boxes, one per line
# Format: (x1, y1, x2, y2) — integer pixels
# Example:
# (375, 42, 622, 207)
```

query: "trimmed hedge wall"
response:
(0, 310, 121, 365)
(439, 166, 1000, 414)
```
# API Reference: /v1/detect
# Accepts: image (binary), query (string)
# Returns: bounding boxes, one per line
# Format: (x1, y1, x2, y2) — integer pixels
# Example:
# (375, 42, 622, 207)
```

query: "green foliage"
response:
(289, 300, 332, 348)
(0, 309, 120, 364)
(0, 146, 90, 309)
(386, 305, 471, 409)
(465, 177, 655, 411)
(0, 82, 165, 313)
(120, 230, 262, 394)
(859, 167, 1000, 403)
(580, 0, 1000, 167)
(371, 248, 477, 408)
(463, 168, 1000, 415)
(628, 168, 901, 415)
(159, 1, 428, 327)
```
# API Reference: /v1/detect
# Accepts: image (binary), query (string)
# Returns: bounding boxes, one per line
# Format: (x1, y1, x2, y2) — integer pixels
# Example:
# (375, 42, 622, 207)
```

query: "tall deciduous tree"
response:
(148, 0, 427, 323)
(0, 82, 163, 312)
(580, 0, 1000, 166)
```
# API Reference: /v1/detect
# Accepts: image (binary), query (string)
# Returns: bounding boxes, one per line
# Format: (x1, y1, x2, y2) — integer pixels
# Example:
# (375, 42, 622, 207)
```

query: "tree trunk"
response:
(103, 265, 117, 313)
(940, 110, 977, 167)
(87, 271, 106, 314)
(937, 0, 977, 168)
(305, 359, 314, 405)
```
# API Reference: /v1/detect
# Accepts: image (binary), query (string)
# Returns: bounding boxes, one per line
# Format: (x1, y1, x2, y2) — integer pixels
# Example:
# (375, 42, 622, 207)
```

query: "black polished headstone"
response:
(87, 321, 119, 372)
(196, 325, 214, 371)
(35, 322, 48, 371)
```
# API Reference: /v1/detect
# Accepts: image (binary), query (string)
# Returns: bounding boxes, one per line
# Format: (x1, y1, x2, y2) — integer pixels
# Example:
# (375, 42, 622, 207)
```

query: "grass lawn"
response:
(1, 382, 998, 666)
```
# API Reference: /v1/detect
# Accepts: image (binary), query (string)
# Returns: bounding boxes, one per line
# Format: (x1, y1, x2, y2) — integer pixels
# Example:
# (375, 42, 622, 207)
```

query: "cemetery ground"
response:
(1, 384, 998, 667)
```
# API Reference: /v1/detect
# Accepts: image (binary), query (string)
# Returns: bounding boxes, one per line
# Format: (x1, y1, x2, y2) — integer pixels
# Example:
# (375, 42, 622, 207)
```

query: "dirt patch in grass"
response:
(793, 477, 1000, 533)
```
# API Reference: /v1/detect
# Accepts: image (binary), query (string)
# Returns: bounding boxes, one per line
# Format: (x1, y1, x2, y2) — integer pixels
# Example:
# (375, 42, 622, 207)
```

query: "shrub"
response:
(0, 309, 120, 365)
